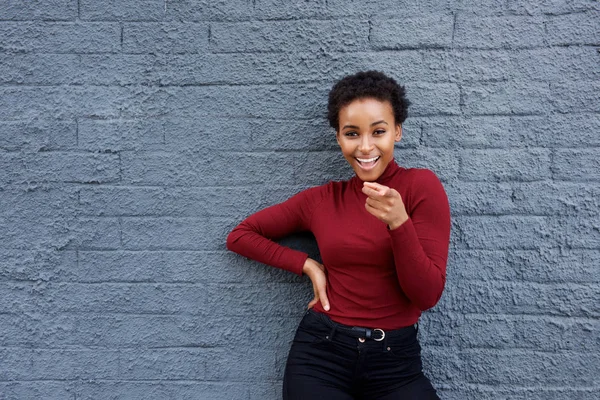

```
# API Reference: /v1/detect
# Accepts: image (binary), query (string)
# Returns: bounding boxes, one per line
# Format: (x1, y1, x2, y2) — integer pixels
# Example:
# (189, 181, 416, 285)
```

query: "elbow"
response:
(226, 227, 240, 252)
(412, 281, 445, 311)
(414, 294, 441, 312)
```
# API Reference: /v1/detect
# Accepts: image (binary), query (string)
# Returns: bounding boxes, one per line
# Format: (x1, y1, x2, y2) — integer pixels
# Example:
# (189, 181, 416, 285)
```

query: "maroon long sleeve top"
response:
(226, 160, 451, 330)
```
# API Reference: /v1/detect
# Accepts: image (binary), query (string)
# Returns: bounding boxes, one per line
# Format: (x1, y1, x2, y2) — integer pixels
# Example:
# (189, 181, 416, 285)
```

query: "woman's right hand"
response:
(303, 258, 330, 311)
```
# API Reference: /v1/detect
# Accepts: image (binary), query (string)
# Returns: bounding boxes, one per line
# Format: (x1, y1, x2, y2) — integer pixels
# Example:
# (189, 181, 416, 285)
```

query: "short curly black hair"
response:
(327, 70, 410, 131)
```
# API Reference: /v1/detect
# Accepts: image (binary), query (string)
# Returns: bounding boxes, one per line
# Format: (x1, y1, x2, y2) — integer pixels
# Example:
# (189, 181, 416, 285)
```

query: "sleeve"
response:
(388, 169, 451, 311)
(226, 185, 327, 276)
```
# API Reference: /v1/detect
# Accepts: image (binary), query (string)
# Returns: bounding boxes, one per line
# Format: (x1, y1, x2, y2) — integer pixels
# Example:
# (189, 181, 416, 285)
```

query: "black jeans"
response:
(283, 310, 440, 400)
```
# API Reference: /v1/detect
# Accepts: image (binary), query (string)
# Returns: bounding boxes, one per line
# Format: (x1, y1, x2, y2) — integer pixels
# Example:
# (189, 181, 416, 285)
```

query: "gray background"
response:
(1, 1, 599, 399)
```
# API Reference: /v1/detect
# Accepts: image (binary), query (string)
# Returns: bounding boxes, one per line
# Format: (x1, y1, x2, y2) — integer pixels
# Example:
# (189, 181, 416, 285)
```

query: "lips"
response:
(355, 156, 380, 170)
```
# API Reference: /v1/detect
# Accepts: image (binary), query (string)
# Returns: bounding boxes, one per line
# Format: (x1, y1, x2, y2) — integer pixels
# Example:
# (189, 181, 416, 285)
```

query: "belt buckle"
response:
(373, 328, 385, 341)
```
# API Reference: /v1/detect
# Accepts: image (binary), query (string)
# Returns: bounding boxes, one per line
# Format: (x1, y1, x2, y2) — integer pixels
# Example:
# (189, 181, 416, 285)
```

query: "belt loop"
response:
(326, 325, 336, 341)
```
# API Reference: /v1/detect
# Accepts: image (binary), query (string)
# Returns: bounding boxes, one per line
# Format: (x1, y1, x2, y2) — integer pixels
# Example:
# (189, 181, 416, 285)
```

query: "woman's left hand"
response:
(362, 182, 409, 230)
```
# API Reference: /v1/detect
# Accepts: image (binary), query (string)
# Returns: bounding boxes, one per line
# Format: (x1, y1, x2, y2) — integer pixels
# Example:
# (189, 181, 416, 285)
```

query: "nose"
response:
(358, 134, 374, 154)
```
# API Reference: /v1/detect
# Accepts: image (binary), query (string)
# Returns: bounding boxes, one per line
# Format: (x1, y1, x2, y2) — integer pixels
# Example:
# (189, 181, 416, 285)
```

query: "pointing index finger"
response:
(363, 181, 391, 197)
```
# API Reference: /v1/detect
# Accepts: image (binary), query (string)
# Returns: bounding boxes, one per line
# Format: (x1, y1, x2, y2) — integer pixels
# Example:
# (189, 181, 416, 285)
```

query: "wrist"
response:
(388, 215, 409, 230)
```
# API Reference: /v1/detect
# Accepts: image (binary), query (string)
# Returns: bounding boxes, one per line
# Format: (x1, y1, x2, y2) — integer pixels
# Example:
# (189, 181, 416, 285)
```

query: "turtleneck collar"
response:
(351, 158, 402, 188)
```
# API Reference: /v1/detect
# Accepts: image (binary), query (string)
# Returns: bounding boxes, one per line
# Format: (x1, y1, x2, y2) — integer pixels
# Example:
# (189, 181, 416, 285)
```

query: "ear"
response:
(395, 124, 402, 142)
(335, 130, 341, 146)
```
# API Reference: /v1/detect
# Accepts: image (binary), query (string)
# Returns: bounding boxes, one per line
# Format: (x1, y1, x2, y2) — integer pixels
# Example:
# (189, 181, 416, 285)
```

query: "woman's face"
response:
(336, 97, 402, 182)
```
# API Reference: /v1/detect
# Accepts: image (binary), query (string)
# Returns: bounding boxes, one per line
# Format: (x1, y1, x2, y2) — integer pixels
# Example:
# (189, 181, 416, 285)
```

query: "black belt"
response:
(309, 310, 387, 341)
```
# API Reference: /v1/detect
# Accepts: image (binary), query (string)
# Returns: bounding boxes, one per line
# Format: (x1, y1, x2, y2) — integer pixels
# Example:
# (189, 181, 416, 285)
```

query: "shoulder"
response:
(287, 181, 333, 207)
(400, 168, 448, 202)
(405, 168, 443, 187)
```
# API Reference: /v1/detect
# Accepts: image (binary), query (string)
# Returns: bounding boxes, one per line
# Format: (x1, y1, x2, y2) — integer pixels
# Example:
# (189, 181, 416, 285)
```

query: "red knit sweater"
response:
(226, 160, 451, 330)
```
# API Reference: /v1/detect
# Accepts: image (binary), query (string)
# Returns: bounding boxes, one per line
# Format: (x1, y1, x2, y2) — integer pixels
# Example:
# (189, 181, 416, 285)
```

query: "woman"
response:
(227, 71, 450, 399)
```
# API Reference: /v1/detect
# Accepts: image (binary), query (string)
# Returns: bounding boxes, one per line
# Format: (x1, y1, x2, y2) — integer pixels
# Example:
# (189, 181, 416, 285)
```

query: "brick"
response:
(0, 120, 76, 151)
(447, 280, 600, 317)
(119, 85, 328, 119)
(0, 348, 209, 380)
(78, 185, 289, 219)
(0, 152, 119, 184)
(421, 116, 513, 148)
(0, 382, 74, 400)
(453, 216, 557, 249)
(0, 86, 127, 120)
(0, 250, 76, 281)
(0, 282, 307, 315)
(446, 181, 515, 215)
(405, 83, 461, 116)
(546, 11, 600, 45)
(448, 181, 600, 217)
(80, 0, 165, 21)
(248, 118, 336, 151)
(75, 381, 279, 400)
(447, 50, 513, 82)
(78, 119, 164, 151)
(448, 47, 600, 83)
(509, 47, 600, 82)
(0, 186, 78, 218)
(56, 250, 303, 283)
(78, 54, 162, 85)
(165, 117, 253, 151)
(121, 151, 294, 186)
(0, 312, 298, 348)
(462, 81, 551, 115)
(553, 149, 600, 181)
(453, 15, 546, 48)
(0, 53, 79, 85)
(461, 349, 598, 385)
(121, 217, 233, 250)
(327, 0, 507, 17)
(123, 23, 209, 54)
(507, 0, 600, 15)
(163, 0, 254, 22)
(292, 151, 355, 186)
(510, 114, 600, 147)
(459, 149, 551, 182)
(0, 217, 120, 250)
(0, 0, 77, 20)
(0, 54, 162, 87)
(447, 250, 516, 281)
(436, 385, 600, 400)
(508, 249, 600, 283)
(550, 81, 600, 113)
(157, 50, 449, 86)
(371, 16, 454, 49)
(465, 315, 599, 352)
(210, 20, 369, 53)
(395, 148, 460, 182)
(555, 216, 600, 249)
(0, 22, 120, 53)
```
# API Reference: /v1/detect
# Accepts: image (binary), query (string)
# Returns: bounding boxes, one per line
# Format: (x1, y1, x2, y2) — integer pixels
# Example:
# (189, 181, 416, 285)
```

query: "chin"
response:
(354, 168, 382, 182)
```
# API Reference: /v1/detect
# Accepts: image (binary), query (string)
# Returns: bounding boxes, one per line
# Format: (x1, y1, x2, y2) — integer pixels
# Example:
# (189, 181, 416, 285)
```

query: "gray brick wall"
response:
(1, 1, 599, 399)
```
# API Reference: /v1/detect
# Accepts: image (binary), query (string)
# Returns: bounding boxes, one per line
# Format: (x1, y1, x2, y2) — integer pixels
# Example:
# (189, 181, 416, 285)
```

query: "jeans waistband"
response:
(305, 309, 417, 343)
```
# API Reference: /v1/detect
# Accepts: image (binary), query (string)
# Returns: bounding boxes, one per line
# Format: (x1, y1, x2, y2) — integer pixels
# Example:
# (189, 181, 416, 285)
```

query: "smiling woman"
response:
(227, 71, 450, 399)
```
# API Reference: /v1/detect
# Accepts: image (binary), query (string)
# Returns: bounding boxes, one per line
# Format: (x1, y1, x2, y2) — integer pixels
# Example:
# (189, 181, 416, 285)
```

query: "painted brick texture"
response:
(1, 1, 599, 399)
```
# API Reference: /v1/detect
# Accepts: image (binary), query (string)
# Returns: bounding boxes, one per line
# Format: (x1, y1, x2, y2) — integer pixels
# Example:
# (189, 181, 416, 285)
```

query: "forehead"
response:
(339, 98, 394, 123)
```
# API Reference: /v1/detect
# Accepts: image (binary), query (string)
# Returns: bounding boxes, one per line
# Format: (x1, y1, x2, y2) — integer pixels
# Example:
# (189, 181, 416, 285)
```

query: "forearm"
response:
(226, 223, 308, 275)
(389, 218, 447, 310)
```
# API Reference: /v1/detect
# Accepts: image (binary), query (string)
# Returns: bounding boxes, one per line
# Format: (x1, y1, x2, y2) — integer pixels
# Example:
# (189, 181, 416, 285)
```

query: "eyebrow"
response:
(342, 120, 388, 130)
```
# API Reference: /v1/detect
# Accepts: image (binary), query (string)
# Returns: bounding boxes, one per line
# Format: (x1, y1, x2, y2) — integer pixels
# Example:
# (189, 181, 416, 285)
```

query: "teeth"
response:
(357, 156, 379, 163)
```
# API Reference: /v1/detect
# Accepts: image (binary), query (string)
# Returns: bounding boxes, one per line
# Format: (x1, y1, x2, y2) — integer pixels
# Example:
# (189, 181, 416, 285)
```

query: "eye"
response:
(344, 131, 358, 137)
(374, 129, 386, 135)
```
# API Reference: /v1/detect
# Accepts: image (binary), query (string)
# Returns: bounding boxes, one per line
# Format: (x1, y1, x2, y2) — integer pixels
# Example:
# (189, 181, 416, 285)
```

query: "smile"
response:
(355, 156, 380, 170)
